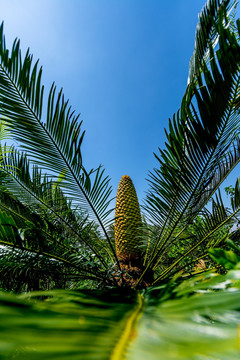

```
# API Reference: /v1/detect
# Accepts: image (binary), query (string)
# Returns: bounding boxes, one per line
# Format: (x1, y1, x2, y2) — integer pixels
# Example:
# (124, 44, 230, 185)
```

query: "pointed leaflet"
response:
(143, 2, 240, 277)
(0, 23, 114, 240)
(188, 0, 234, 82)
(0, 154, 114, 284)
(0, 144, 111, 271)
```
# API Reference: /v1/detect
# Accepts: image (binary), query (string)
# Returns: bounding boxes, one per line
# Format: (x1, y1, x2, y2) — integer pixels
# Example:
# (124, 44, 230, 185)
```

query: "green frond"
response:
(0, 117, 10, 141)
(0, 144, 115, 271)
(143, 1, 240, 281)
(188, 0, 235, 82)
(0, 22, 114, 238)
(1, 270, 240, 359)
(0, 247, 67, 292)
(0, 175, 113, 286)
(0, 0, 240, 292)
(151, 190, 240, 284)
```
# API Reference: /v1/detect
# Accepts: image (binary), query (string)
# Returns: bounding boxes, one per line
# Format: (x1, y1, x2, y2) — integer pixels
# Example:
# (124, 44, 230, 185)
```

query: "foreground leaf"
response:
(0, 271, 240, 359)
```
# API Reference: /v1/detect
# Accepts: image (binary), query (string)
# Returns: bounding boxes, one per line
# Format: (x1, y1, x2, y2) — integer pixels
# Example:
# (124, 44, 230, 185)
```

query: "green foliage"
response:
(0, 1, 240, 358)
(209, 247, 240, 269)
(0, 270, 240, 359)
(1, 0, 240, 290)
(209, 238, 240, 270)
(225, 185, 235, 198)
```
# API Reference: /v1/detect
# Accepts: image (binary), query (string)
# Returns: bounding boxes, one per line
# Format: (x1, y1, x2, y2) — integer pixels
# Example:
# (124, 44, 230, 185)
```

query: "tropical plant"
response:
(1, 0, 240, 290)
(1, 0, 240, 358)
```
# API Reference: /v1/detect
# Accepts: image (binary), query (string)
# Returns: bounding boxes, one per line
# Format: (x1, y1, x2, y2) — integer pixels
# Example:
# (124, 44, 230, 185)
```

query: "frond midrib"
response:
(0, 59, 121, 270)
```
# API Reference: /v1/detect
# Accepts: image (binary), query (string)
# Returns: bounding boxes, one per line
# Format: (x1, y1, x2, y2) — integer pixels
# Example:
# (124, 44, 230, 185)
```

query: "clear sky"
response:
(0, 0, 239, 206)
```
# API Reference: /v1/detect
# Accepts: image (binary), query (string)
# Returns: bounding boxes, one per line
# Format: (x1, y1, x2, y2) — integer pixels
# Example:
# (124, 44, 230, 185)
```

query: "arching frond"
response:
(0, 22, 114, 237)
(188, 0, 235, 82)
(142, 1, 240, 284)
(0, 144, 113, 264)
(0, 167, 115, 287)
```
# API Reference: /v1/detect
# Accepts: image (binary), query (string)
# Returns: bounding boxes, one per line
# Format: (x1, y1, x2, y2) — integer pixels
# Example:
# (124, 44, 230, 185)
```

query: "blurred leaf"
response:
(0, 270, 240, 359)
(0, 289, 138, 360)
(208, 248, 240, 269)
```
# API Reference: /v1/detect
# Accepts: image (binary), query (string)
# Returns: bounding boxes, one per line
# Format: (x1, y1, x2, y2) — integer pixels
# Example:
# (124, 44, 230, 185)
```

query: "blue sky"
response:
(0, 0, 239, 206)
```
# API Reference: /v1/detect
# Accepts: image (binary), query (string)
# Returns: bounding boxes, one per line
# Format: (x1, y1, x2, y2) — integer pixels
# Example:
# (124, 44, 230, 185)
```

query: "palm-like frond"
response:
(142, 0, 240, 284)
(151, 191, 236, 283)
(0, 0, 240, 291)
(188, 0, 234, 82)
(0, 22, 114, 241)
(0, 247, 68, 292)
(0, 156, 116, 287)
(0, 144, 112, 264)
(1, 2, 240, 358)
(0, 207, 108, 288)
(0, 118, 9, 141)
(0, 270, 240, 359)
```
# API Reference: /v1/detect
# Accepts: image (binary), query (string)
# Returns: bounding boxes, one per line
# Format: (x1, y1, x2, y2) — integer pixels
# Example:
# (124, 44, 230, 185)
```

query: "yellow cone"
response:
(114, 175, 142, 263)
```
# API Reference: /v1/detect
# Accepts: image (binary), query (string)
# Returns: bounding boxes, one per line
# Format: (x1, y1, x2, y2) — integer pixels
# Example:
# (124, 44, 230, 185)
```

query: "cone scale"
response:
(114, 175, 142, 264)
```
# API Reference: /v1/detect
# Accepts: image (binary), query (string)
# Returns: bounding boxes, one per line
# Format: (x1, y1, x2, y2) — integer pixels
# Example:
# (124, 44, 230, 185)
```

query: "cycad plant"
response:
(2, 0, 240, 358)
(0, 0, 240, 292)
